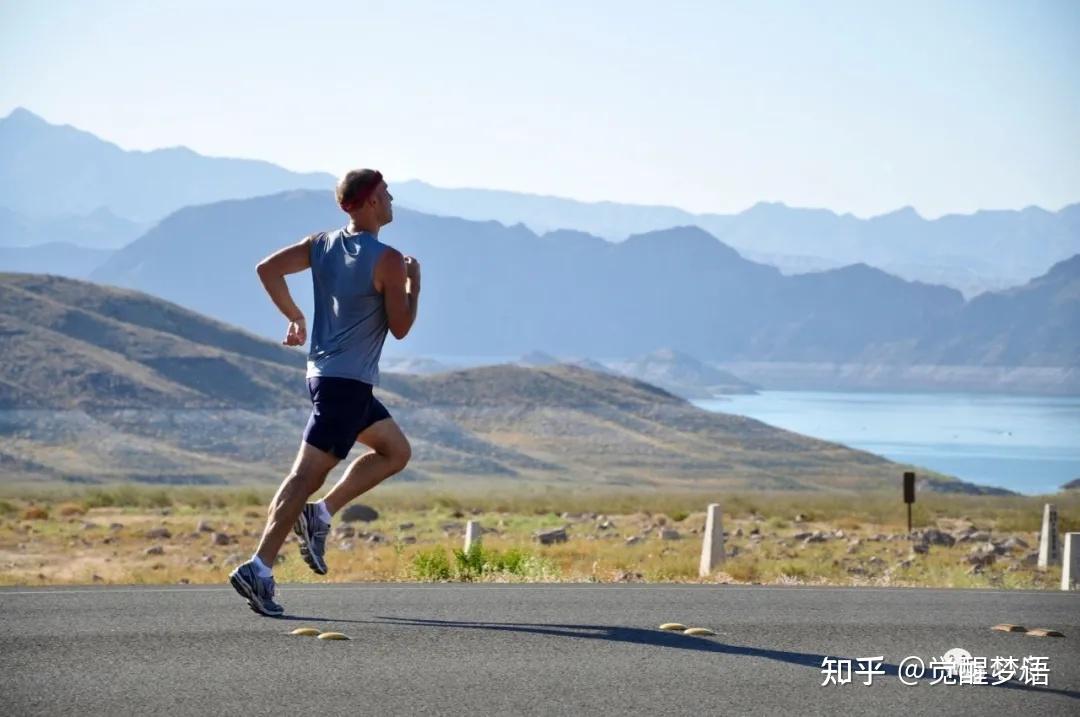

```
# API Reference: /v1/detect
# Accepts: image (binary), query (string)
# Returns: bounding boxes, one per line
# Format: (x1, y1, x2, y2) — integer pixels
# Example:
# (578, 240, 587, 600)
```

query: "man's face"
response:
(375, 181, 393, 225)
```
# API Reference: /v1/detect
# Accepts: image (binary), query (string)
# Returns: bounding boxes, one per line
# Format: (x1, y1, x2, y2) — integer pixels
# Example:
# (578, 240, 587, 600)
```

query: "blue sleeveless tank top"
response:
(306, 227, 390, 385)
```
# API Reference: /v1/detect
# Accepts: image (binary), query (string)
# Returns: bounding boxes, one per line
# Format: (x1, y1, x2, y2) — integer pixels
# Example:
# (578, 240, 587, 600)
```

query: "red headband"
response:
(343, 171, 383, 211)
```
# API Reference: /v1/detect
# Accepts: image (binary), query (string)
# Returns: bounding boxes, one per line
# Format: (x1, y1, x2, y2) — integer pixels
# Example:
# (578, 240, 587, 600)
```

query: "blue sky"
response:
(2, 0, 1077, 217)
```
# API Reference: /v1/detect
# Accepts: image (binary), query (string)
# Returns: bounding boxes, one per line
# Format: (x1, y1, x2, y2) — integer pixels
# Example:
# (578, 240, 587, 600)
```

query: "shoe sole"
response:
(228, 570, 284, 617)
(294, 511, 328, 576)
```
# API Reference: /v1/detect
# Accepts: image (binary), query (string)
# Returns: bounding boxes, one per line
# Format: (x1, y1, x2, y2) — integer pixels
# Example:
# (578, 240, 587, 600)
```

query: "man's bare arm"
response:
(376, 249, 420, 340)
(256, 235, 313, 346)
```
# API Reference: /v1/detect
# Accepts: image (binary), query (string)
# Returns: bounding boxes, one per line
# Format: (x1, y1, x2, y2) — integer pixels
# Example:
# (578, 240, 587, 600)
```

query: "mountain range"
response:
(2, 108, 1078, 297)
(0, 108, 330, 253)
(391, 181, 1080, 296)
(2, 272, 987, 493)
(83, 189, 1080, 394)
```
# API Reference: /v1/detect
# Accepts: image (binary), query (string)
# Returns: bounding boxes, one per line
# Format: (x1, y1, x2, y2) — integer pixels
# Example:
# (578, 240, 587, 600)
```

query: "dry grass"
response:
(0, 486, 1074, 589)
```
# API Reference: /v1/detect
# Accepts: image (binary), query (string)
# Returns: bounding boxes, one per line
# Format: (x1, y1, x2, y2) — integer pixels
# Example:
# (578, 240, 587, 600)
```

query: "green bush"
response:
(0, 499, 15, 516)
(452, 543, 486, 580)
(776, 561, 809, 579)
(487, 547, 528, 574)
(411, 547, 452, 581)
(415, 543, 557, 582)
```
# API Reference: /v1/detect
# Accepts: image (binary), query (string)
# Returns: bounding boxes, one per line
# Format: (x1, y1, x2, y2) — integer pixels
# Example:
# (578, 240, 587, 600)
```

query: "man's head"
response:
(336, 169, 393, 227)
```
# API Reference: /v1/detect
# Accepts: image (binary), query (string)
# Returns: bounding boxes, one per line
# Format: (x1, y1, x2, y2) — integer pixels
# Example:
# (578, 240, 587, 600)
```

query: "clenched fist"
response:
(283, 316, 306, 346)
(404, 255, 421, 282)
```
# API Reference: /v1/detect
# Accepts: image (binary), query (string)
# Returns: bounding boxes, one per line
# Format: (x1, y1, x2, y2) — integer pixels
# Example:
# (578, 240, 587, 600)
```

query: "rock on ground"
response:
(339, 504, 379, 523)
(535, 527, 568, 545)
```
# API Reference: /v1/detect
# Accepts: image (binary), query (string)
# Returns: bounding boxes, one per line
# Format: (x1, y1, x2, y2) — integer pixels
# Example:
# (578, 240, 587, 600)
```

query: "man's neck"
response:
(347, 218, 380, 236)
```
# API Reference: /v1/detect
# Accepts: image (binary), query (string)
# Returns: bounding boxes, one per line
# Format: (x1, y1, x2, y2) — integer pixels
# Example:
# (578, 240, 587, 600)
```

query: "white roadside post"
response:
(1038, 504, 1060, 570)
(699, 503, 725, 578)
(1062, 533, 1079, 591)
(464, 520, 481, 554)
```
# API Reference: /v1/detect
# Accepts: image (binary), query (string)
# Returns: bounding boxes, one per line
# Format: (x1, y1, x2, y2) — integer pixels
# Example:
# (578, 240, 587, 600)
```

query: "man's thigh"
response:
(356, 417, 408, 456)
(290, 439, 341, 480)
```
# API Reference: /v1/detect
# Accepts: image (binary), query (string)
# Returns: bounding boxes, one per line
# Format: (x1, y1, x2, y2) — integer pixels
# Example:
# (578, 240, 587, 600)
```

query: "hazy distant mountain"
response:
(380, 356, 455, 375)
(93, 191, 978, 368)
(92, 190, 339, 341)
(0, 243, 115, 279)
(392, 179, 698, 241)
(5, 111, 1076, 296)
(566, 358, 615, 375)
(610, 349, 758, 399)
(0, 108, 333, 223)
(394, 180, 1080, 296)
(0, 206, 148, 250)
(517, 350, 560, 367)
(85, 189, 1080, 398)
(915, 254, 1080, 366)
(2, 272, 978, 492)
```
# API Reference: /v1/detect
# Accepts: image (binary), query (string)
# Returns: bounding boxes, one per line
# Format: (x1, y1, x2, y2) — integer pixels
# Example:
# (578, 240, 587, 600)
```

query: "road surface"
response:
(1, 583, 1077, 715)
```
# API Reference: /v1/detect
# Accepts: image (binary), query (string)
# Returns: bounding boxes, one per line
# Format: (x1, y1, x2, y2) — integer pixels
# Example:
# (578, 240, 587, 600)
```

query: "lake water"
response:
(693, 392, 1080, 495)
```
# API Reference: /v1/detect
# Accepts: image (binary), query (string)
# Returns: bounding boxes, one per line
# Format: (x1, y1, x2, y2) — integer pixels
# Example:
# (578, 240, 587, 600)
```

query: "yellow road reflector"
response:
(991, 624, 1026, 633)
(289, 627, 321, 637)
(317, 631, 351, 641)
(1025, 628, 1064, 638)
(659, 623, 687, 631)
(684, 627, 716, 636)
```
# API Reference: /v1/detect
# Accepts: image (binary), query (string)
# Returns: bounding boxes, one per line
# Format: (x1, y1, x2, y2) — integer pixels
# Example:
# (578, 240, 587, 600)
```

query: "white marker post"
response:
(464, 520, 481, 554)
(1062, 533, 1079, 591)
(1038, 504, 1060, 570)
(699, 503, 725, 577)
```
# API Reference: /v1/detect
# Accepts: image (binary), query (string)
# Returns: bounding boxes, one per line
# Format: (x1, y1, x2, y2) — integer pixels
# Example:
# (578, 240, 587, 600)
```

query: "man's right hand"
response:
(404, 256, 421, 283)
(283, 316, 306, 346)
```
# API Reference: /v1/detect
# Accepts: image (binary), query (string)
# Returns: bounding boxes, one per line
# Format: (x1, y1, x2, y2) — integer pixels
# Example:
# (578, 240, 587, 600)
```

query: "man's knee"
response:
(384, 437, 411, 474)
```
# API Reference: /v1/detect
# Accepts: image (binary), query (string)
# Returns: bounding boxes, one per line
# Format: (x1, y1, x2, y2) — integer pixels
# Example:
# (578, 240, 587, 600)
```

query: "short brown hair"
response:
(335, 169, 383, 212)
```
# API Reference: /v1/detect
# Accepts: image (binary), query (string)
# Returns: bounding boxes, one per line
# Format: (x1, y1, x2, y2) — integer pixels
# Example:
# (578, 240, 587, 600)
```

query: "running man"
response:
(229, 169, 420, 616)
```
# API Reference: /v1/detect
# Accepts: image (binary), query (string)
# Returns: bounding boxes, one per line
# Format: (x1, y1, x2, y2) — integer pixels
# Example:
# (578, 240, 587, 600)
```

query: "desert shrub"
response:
(835, 516, 862, 531)
(775, 561, 809, 579)
(438, 543, 556, 581)
(453, 544, 521, 580)
(723, 558, 760, 583)
(411, 547, 452, 581)
(486, 547, 529, 574)
(57, 502, 87, 517)
(0, 500, 15, 516)
(84, 485, 166, 509)
(22, 506, 49, 520)
(171, 487, 266, 510)
(432, 495, 463, 512)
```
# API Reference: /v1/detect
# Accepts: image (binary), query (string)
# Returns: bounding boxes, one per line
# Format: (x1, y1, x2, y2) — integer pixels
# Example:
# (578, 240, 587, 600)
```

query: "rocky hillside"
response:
(0, 273, 305, 410)
(0, 273, 993, 492)
(609, 348, 758, 399)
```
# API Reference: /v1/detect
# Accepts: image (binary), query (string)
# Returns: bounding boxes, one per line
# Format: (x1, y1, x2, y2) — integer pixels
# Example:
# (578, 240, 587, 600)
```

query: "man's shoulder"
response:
(309, 228, 346, 253)
(375, 242, 403, 262)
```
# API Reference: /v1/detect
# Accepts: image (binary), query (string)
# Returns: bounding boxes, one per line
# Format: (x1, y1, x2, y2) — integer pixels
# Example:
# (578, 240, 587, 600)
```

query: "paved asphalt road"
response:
(1, 583, 1077, 715)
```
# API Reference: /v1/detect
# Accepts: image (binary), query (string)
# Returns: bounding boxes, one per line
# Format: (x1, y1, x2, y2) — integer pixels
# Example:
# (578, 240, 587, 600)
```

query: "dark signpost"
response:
(903, 471, 915, 534)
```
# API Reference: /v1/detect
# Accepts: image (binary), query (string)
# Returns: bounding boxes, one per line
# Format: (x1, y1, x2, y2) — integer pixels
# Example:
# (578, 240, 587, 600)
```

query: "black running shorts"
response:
(302, 376, 392, 459)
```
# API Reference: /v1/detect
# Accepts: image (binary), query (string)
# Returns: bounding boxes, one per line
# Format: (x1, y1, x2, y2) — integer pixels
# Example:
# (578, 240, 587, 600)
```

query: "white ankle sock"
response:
(251, 555, 273, 577)
(315, 500, 332, 523)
